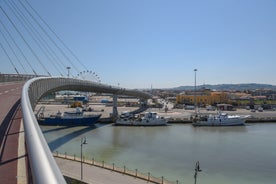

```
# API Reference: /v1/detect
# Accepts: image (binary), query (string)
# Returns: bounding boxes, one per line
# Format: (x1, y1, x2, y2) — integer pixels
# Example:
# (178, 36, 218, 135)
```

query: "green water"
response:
(41, 123, 276, 184)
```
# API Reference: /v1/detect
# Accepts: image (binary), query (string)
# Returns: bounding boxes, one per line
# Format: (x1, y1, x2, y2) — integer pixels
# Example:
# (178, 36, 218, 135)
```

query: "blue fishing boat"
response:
(38, 108, 101, 126)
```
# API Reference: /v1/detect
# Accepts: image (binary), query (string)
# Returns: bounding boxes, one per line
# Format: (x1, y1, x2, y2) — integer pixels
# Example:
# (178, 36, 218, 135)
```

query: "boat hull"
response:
(115, 119, 167, 126)
(39, 114, 101, 126)
(192, 118, 245, 127)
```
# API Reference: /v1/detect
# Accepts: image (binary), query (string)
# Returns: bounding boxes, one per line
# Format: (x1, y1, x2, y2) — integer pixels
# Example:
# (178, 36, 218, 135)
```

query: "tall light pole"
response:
(80, 137, 87, 180)
(194, 69, 197, 115)
(66, 67, 71, 78)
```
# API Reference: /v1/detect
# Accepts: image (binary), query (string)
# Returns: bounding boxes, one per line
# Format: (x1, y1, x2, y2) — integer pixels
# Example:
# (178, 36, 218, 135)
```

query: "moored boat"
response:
(115, 112, 168, 126)
(192, 112, 246, 126)
(38, 108, 101, 126)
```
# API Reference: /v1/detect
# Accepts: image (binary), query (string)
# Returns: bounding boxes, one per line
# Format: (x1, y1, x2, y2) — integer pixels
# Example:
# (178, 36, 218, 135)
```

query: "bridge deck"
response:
(0, 82, 28, 184)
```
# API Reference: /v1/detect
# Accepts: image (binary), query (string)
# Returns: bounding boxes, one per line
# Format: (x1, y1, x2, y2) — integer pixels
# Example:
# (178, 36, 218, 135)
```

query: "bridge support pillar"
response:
(113, 94, 118, 118)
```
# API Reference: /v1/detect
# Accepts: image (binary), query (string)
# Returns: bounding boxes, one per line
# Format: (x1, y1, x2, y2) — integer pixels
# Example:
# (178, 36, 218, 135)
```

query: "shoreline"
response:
(35, 103, 276, 125)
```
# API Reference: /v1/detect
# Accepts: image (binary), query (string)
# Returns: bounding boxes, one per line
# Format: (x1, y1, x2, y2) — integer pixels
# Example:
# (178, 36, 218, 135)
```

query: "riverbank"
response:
(35, 104, 276, 124)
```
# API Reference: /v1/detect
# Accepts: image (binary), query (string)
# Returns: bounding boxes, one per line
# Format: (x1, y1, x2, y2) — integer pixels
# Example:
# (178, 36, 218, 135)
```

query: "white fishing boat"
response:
(115, 112, 168, 126)
(192, 112, 246, 126)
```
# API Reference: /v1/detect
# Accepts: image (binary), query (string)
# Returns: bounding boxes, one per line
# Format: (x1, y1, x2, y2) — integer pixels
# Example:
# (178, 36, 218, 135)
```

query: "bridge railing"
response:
(0, 73, 40, 82)
(21, 78, 66, 184)
(21, 77, 152, 184)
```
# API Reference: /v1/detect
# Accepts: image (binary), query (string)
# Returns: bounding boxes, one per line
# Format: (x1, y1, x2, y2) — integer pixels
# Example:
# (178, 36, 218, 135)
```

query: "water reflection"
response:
(192, 126, 247, 133)
(42, 126, 73, 134)
(111, 126, 169, 148)
(41, 124, 102, 151)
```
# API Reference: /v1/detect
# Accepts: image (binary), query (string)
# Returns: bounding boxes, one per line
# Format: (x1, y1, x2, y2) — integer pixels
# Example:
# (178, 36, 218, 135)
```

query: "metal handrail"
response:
(21, 77, 66, 184)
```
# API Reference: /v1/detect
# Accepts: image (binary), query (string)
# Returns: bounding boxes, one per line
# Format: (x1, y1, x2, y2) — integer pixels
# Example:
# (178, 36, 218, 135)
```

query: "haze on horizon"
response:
(0, 0, 275, 89)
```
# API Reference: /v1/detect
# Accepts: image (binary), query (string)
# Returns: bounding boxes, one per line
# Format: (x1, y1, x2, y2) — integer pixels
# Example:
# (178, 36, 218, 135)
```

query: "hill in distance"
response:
(172, 83, 276, 91)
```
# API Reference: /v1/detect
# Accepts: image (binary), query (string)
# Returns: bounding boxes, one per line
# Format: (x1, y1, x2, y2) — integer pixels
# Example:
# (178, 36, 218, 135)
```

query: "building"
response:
(176, 89, 229, 106)
(217, 104, 234, 111)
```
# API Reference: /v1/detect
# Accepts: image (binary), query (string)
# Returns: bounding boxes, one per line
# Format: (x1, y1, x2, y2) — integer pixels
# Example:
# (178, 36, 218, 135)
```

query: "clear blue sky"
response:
(1, 0, 276, 89)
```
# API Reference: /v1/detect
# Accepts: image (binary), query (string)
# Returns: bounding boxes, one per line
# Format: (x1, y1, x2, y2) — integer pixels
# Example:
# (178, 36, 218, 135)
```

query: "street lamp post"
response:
(66, 67, 71, 78)
(80, 137, 87, 180)
(194, 69, 197, 115)
(194, 161, 202, 184)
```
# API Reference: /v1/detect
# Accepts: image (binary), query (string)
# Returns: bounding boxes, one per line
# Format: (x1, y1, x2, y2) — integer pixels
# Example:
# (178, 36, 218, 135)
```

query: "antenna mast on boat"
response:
(194, 69, 197, 115)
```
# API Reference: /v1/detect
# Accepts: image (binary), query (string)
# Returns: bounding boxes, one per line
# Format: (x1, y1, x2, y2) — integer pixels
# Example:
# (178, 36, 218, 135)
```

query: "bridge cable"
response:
(10, 0, 68, 76)
(0, 5, 51, 76)
(19, 0, 80, 75)
(23, 0, 89, 71)
(4, 1, 61, 76)
(8, 0, 66, 76)
(4, 0, 64, 76)
(0, 19, 37, 75)
(0, 29, 27, 73)
(0, 42, 20, 75)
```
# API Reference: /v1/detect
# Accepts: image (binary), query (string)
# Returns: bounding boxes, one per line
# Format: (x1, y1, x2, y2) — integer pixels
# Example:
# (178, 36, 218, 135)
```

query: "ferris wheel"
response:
(76, 70, 101, 83)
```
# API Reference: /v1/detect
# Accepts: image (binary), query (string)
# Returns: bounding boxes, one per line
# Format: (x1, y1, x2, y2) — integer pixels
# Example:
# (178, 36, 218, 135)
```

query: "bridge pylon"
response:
(112, 94, 118, 118)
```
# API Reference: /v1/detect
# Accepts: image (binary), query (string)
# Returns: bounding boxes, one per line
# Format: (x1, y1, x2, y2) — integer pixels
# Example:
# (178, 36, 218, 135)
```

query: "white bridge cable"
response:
(3, 0, 63, 76)
(6, 0, 66, 76)
(0, 28, 27, 73)
(19, 0, 82, 75)
(22, 0, 89, 72)
(1, 0, 100, 79)
(0, 19, 37, 75)
(0, 5, 51, 76)
(7, 1, 67, 75)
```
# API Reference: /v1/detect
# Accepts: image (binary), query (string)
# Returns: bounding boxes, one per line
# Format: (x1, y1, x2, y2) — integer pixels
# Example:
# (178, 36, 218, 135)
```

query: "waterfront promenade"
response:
(54, 155, 164, 184)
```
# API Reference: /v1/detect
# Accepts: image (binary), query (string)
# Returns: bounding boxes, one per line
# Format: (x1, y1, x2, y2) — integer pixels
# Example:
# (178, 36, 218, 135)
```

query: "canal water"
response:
(41, 123, 276, 184)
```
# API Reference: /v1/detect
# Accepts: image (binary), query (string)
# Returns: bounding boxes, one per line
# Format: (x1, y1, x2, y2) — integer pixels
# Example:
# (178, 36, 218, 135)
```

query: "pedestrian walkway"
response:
(55, 157, 162, 184)
(0, 82, 28, 184)
(0, 106, 28, 184)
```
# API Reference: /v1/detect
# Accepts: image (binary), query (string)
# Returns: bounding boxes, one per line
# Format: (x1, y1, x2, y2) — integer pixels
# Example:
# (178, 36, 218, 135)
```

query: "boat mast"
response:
(194, 69, 197, 115)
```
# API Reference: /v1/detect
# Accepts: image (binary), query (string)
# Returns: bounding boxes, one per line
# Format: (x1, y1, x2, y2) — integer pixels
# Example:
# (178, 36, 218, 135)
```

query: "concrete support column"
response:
(113, 94, 118, 117)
